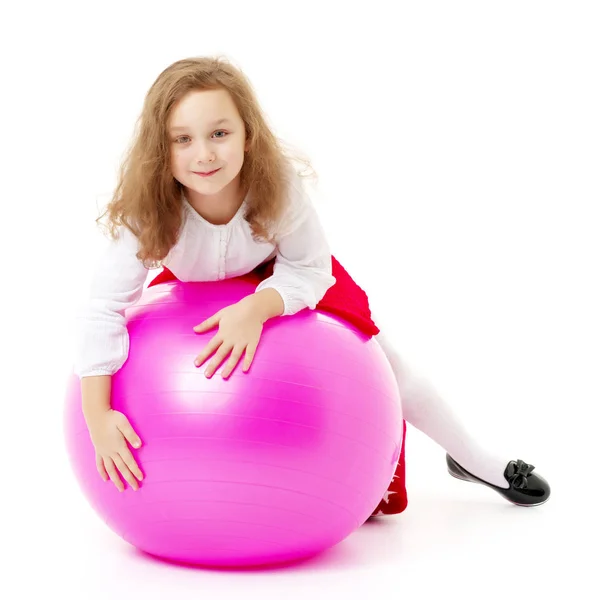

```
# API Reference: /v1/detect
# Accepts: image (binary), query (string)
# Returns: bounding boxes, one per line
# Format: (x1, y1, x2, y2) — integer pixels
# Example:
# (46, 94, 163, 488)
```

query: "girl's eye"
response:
(174, 131, 228, 144)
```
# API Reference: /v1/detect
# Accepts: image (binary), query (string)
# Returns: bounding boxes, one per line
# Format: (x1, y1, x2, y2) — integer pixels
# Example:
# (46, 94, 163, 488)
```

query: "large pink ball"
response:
(64, 279, 403, 567)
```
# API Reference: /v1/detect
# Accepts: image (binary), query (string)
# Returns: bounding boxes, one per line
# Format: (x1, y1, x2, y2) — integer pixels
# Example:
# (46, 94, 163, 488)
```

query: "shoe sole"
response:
(448, 470, 550, 507)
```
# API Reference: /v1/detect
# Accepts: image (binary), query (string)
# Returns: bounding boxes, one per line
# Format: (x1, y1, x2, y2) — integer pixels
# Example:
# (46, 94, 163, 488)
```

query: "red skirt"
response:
(148, 255, 408, 517)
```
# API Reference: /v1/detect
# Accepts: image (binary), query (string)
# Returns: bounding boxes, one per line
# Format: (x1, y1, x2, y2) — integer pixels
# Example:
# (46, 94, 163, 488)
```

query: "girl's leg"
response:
(374, 328, 510, 489)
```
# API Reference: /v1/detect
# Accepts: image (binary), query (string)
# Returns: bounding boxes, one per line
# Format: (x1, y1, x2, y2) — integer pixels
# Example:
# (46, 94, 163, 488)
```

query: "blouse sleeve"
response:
(254, 169, 336, 315)
(73, 225, 148, 378)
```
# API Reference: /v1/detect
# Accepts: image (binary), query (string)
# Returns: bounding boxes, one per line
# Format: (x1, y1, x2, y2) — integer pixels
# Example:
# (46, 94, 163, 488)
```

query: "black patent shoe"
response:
(446, 454, 551, 507)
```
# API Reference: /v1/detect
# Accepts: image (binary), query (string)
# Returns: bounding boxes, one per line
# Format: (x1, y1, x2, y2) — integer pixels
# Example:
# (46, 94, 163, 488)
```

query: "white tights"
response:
(374, 330, 510, 489)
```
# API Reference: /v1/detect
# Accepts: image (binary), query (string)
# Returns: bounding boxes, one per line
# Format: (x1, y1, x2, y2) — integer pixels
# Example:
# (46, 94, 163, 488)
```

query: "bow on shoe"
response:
(505, 459, 535, 489)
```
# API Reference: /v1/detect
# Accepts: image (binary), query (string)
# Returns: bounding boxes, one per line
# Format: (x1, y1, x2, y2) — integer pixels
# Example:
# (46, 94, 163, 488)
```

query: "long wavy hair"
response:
(96, 55, 316, 269)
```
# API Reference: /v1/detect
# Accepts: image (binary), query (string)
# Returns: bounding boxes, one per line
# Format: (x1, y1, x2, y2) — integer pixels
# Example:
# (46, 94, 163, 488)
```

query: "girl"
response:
(75, 56, 550, 516)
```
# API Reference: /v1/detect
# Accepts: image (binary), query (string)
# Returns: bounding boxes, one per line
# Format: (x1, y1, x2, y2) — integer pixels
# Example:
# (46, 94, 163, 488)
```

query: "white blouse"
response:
(74, 168, 337, 378)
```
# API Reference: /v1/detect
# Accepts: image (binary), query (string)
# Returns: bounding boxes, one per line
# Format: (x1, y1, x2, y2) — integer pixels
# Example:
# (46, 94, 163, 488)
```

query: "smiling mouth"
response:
(193, 168, 220, 177)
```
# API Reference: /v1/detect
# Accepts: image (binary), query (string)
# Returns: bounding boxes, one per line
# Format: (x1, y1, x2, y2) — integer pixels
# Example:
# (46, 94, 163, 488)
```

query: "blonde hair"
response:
(96, 55, 316, 268)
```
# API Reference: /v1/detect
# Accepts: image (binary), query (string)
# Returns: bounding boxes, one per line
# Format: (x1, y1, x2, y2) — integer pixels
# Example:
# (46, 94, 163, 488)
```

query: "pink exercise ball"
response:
(64, 278, 403, 568)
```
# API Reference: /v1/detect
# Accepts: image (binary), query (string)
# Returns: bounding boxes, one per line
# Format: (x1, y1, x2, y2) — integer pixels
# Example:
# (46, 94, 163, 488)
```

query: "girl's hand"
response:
(86, 409, 144, 492)
(193, 297, 266, 378)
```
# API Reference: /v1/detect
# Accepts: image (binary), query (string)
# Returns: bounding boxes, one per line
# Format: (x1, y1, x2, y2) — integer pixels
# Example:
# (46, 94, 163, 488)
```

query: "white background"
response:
(1, 1, 598, 598)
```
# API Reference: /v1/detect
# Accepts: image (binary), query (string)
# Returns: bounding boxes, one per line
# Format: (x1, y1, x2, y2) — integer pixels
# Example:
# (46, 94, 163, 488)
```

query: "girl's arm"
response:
(74, 225, 148, 379)
(76, 225, 148, 491)
(245, 287, 285, 322)
(255, 172, 336, 315)
(81, 374, 111, 421)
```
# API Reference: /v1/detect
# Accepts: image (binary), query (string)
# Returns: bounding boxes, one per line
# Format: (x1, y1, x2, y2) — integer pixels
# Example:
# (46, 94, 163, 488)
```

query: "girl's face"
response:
(167, 88, 249, 201)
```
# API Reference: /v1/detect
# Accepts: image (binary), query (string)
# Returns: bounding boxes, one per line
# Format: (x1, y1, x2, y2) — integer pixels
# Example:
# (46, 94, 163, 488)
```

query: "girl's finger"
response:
(193, 311, 221, 333)
(103, 456, 124, 492)
(195, 335, 222, 367)
(96, 453, 108, 481)
(119, 447, 144, 482)
(116, 419, 142, 449)
(221, 345, 245, 379)
(243, 341, 259, 372)
(112, 453, 139, 491)
(205, 343, 233, 378)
